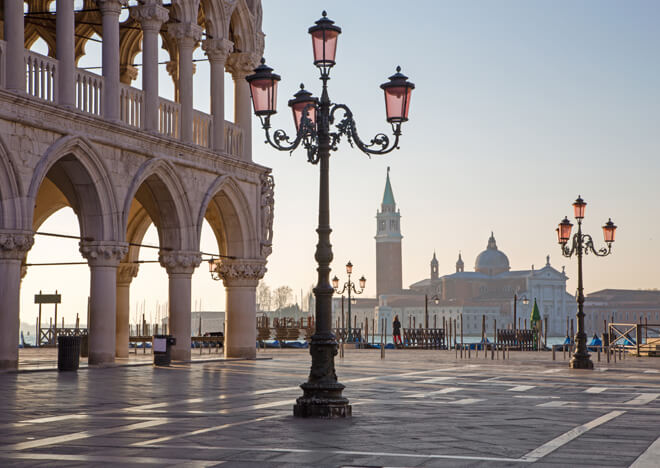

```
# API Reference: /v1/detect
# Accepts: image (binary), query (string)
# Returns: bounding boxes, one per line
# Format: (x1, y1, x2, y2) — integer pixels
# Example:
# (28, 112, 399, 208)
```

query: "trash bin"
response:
(80, 334, 89, 358)
(58, 335, 81, 371)
(153, 335, 176, 366)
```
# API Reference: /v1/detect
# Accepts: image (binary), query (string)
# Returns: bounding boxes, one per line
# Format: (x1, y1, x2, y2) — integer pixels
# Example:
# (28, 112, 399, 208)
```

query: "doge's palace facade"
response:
(0, 0, 270, 369)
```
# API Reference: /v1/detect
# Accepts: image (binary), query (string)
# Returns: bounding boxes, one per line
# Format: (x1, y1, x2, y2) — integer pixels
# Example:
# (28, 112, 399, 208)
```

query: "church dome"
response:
(474, 232, 510, 275)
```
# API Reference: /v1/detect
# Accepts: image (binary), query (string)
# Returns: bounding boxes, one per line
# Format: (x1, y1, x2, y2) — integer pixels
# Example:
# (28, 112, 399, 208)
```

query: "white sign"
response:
(153, 338, 166, 353)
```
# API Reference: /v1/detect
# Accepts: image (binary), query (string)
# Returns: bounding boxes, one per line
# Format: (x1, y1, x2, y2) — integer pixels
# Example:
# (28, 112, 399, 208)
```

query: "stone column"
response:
(98, 0, 126, 121)
(4, 0, 25, 92)
(202, 38, 233, 152)
(159, 250, 201, 361)
(227, 53, 260, 162)
(131, 2, 168, 132)
(56, 0, 75, 106)
(80, 242, 128, 366)
(168, 23, 202, 143)
(217, 259, 266, 359)
(115, 262, 138, 358)
(0, 233, 34, 369)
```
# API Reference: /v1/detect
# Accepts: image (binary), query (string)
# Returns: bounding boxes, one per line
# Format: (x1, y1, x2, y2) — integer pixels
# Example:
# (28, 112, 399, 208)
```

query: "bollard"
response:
(563, 345, 566, 361)
(468, 345, 471, 359)
(606, 345, 610, 363)
(552, 345, 556, 361)
(597, 345, 600, 362)
(491, 344, 494, 360)
(340, 341, 344, 359)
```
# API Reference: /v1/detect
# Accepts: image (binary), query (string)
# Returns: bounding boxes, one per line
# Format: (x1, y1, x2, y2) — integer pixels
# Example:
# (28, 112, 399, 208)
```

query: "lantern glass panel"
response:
(249, 79, 278, 115)
(384, 86, 412, 123)
(573, 198, 586, 219)
(558, 219, 573, 243)
(311, 29, 339, 66)
(346, 262, 353, 275)
(291, 101, 317, 131)
(603, 220, 617, 243)
(359, 276, 366, 289)
(332, 276, 339, 289)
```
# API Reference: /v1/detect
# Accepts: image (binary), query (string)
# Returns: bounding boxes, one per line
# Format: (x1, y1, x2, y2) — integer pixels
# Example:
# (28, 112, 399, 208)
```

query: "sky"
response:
(19, 1, 660, 327)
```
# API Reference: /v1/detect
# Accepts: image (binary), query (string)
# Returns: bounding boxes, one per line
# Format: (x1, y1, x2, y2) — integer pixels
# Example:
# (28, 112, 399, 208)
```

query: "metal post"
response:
(425, 294, 429, 329)
(513, 293, 517, 334)
(570, 218, 593, 369)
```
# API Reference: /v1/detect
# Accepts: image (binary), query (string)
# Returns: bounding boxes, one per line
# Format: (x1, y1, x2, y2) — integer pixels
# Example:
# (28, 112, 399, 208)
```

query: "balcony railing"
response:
(5, 49, 244, 158)
(120, 83, 143, 128)
(0, 41, 6, 88)
(25, 50, 58, 102)
(193, 110, 211, 148)
(158, 97, 180, 138)
(76, 69, 103, 116)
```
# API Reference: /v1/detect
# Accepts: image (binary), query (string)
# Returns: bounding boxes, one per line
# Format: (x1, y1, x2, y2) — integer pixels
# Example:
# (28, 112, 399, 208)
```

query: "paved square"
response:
(1, 349, 659, 467)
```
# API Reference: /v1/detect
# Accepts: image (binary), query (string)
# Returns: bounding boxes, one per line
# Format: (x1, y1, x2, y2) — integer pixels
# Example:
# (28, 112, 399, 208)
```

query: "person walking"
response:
(393, 314, 402, 348)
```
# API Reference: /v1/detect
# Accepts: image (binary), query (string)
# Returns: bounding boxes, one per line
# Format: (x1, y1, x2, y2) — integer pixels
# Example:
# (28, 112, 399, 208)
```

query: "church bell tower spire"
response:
(375, 167, 403, 297)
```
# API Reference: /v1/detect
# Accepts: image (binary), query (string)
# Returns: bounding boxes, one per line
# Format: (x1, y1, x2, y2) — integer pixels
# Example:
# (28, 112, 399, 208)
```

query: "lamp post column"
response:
(294, 83, 350, 418)
(115, 263, 138, 358)
(513, 294, 517, 333)
(0, 232, 34, 369)
(425, 294, 429, 329)
(159, 251, 201, 361)
(570, 221, 592, 369)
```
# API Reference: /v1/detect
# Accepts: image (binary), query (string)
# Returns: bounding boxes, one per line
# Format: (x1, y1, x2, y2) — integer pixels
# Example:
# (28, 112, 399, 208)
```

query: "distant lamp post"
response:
(247, 11, 413, 418)
(208, 258, 221, 281)
(424, 294, 441, 329)
(332, 261, 366, 343)
(513, 293, 529, 332)
(557, 195, 617, 369)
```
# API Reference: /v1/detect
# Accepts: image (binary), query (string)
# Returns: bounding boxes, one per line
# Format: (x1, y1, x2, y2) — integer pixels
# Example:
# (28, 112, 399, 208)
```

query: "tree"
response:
(257, 282, 272, 312)
(273, 286, 293, 311)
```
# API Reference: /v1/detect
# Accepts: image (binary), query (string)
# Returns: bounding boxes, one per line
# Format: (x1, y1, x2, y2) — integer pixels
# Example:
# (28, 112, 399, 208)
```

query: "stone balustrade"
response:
(25, 50, 58, 103)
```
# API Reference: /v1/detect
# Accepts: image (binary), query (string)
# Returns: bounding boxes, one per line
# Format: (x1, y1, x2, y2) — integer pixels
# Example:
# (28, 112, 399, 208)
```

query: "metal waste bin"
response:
(58, 335, 81, 371)
(153, 335, 176, 366)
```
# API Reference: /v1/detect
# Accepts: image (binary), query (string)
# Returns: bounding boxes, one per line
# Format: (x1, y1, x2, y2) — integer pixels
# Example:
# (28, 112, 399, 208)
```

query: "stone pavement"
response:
(0, 348, 659, 467)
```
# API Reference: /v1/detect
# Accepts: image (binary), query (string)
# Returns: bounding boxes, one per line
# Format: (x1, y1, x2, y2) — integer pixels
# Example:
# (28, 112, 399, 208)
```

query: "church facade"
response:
(331, 170, 577, 337)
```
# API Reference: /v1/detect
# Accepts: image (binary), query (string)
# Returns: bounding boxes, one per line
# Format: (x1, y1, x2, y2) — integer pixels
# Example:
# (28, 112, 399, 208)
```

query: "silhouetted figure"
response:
(393, 314, 402, 348)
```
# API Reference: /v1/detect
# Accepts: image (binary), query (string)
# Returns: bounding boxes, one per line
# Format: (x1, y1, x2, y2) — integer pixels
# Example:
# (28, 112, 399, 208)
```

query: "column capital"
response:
(130, 3, 169, 31)
(168, 22, 203, 47)
(226, 52, 261, 79)
(216, 258, 267, 287)
(0, 232, 34, 261)
(79, 241, 128, 267)
(96, 0, 127, 15)
(159, 250, 202, 275)
(117, 262, 139, 285)
(202, 38, 234, 63)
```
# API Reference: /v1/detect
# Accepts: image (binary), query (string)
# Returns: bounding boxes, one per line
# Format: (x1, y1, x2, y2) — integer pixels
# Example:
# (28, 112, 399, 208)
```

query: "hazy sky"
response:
(20, 1, 660, 326)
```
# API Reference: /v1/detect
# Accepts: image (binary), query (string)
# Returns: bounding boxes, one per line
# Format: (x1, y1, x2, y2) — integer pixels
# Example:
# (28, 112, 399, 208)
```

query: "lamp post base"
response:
(293, 382, 352, 418)
(569, 355, 594, 369)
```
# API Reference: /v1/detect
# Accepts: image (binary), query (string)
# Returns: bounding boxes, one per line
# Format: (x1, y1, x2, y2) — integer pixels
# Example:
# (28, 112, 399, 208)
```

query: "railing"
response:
(0, 40, 6, 88)
(159, 97, 180, 138)
(225, 121, 243, 158)
(120, 83, 143, 128)
(25, 50, 58, 102)
(75, 69, 103, 116)
(193, 110, 211, 148)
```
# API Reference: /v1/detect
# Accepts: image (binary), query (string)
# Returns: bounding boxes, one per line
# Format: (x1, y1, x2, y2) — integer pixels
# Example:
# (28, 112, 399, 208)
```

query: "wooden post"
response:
(413, 316, 416, 329)
(380, 318, 385, 360)
(38, 295, 42, 347)
(372, 318, 375, 344)
(552, 345, 556, 360)
(460, 314, 464, 359)
(409, 315, 412, 329)
(494, 319, 497, 360)
(481, 314, 485, 343)
(54, 290, 59, 343)
(454, 319, 457, 358)
(570, 319, 574, 342)
(434, 315, 437, 329)
(636, 317, 642, 356)
(544, 316, 548, 350)
(75, 313, 80, 330)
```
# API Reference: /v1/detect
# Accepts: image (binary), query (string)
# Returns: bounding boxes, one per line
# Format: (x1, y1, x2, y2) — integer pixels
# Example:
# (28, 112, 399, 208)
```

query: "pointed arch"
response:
(0, 133, 24, 230)
(197, 175, 257, 258)
(28, 135, 120, 241)
(229, 0, 259, 54)
(122, 158, 194, 251)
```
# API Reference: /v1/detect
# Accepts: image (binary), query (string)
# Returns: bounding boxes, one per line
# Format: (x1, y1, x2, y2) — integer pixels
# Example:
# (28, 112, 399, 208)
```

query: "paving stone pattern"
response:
(0, 349, 659, 467)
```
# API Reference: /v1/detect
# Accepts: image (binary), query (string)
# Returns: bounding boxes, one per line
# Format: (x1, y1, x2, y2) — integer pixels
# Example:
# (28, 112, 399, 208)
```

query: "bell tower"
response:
(375, 167, 403, 297)
(431, 252, 439, 280)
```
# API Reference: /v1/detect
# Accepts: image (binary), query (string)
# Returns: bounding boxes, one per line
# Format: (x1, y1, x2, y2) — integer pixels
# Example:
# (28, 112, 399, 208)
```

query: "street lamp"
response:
(513, 293, 529, 333)
(247, 11, 413, 419)
(557, 195, 617, 369)
(208, 258, 221, 281)
(332, 261, 366, 343)
(424, 294, 441, 329)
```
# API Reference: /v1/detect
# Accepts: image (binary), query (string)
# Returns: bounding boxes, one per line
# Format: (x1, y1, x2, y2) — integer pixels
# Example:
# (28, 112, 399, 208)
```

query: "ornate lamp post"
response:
(557, 195, 617, 369)
(513, 293, 529, 333)
(247, 11, 414, 418)
(424, 294, 441, 329)
(332, 261, 366, 342)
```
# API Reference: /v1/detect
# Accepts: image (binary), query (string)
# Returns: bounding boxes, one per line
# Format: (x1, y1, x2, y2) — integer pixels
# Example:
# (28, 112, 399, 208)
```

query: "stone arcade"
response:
(0, 0, 271, 369)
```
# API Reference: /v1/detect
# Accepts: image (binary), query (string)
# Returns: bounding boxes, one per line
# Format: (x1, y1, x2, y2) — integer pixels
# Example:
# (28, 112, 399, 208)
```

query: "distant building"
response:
(327, 170, 578, 336)
(584, 289, 660, 334)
